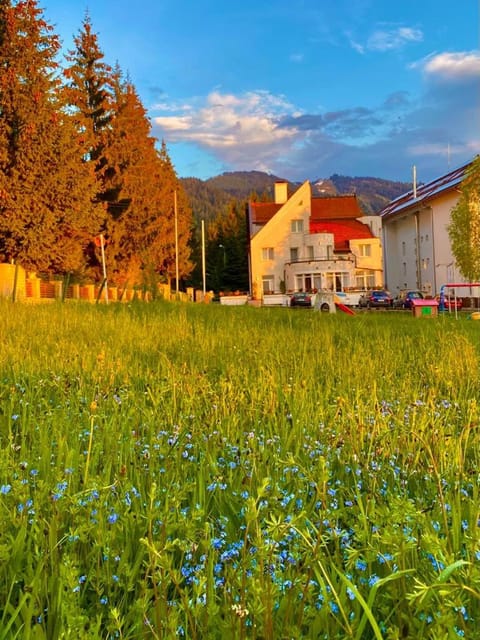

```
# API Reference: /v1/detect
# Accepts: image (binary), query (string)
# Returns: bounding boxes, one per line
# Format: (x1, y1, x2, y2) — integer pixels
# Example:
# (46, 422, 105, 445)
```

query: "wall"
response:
(250, 181, 312, 297)
(383, 189, 462, 295)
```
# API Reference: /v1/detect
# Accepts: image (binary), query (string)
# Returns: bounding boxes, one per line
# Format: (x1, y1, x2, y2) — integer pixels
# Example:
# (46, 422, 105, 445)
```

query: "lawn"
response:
(0, 300, 479, 639)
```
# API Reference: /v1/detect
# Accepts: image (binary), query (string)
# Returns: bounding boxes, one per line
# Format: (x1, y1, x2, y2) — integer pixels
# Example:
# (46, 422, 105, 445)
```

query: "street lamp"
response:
(218, 244, 226, 267)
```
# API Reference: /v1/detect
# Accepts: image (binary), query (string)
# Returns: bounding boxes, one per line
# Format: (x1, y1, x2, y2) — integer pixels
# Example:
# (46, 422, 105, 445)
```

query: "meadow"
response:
(0, 300, 479, 639)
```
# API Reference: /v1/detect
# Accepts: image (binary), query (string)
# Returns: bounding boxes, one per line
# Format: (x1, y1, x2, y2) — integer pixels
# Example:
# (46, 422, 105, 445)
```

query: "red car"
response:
(437, 295, 463, 311)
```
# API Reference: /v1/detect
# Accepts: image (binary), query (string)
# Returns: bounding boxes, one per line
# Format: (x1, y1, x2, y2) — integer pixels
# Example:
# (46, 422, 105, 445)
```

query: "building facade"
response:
(248, 181, 383, 299)
(379, 162, 472, 296)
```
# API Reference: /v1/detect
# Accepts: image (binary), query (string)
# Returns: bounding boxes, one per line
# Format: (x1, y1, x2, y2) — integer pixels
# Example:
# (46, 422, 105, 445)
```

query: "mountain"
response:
(204, 170, 297, 200)
(327, 174, 412, 214)
(181, 170, 411, 219)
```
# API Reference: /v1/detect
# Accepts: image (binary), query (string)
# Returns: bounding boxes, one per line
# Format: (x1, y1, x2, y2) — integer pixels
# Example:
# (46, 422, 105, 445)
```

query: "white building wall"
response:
(383, 189, 470, 295)
(251, 181, 311, 297)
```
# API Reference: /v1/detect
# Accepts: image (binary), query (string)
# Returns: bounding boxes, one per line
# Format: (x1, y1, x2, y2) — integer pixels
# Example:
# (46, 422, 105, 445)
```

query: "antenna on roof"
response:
(413, 165, 417, 199)
(447, 143, 451, 170)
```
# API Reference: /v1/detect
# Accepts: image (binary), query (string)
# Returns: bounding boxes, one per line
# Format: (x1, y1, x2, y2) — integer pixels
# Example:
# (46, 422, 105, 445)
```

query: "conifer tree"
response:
(206, 198, 248, 292)
(0, 0, 101, 273)
(104, 71, 165, 285)
(63, 19, 193, 288)
(63, 13, 113, 178)
(62, 13, 116, 278)
(134, 141, 192, 289)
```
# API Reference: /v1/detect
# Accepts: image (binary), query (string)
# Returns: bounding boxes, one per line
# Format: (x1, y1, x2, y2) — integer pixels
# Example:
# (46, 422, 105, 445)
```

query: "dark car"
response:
(290, 292, 313, 307)
(358, 290, 393, 308)
(392, 290, 424, 309)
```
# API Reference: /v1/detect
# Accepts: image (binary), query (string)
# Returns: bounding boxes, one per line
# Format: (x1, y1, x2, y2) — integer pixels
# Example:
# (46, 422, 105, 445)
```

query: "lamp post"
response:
(174, 190, 179, 298)
(202, 220, 206, 297)
(218, 244, 226, 291)
(218, 244, 226, 267)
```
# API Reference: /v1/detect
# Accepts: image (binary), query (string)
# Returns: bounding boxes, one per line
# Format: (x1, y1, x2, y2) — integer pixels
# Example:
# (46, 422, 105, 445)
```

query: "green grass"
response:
(0, 300, 479, 639)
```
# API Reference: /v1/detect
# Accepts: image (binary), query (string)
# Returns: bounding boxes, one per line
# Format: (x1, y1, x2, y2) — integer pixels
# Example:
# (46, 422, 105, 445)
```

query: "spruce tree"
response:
(0, 0, 101, 273)
(105, 71, 165, 285)
(63, 13, 116, 279)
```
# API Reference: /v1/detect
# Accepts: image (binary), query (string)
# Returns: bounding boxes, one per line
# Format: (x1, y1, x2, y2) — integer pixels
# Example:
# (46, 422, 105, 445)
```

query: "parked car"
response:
(290, 292, 313, 307)
(358, 290, 393, 308)
(436, 294, 463, 311)
(392, 290, 424, 309)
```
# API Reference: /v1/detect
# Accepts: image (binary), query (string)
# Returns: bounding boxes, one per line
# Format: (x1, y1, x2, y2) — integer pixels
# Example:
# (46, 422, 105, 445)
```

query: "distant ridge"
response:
(181, 170, 411, 221)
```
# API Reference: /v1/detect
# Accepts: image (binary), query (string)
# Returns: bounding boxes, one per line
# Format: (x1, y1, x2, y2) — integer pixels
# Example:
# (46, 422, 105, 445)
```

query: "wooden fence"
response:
(0, 264, 203, 304)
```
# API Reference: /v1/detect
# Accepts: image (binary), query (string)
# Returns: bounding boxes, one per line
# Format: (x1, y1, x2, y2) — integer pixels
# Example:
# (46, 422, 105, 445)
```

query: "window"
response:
(262, 276, 274, 294)
(402, 241, 406, 257)
(306, 245, 314, 259)
(358, 244, 371, 257)
(290, 247, 299, 262)
(262, 247, 274, 261)
(291, 219, 303, 233)
(355, 271, 375, 289)
(325, 272, 348, 291)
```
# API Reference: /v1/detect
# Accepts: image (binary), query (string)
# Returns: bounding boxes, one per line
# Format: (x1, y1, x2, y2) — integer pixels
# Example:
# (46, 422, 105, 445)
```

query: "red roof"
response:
(249, 192, 370, 252)
(249, 202, 282, 224)
(311, 195, 363, 220)
(310, 218, 374, 251)
(249, 194, 363, 225)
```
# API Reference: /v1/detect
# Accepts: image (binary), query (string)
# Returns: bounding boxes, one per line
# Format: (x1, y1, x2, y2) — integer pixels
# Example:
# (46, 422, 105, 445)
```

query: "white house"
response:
(379, 161, 473, 296)
(248, 181, 383, 299)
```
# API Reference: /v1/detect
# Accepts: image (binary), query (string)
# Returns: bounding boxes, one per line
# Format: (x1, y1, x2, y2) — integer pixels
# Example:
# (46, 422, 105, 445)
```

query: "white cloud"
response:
(153, 90, 299, 159)
(367, 26, 423, 51)
(418, 51, 480, 79)
(151, 46, 478, 183)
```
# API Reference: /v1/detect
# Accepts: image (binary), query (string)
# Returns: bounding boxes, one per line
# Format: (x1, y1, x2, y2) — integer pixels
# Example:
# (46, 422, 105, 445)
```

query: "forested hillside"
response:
(329, 174, 411, 214)
(205, 171, 297, 200)
(183, 171, 411, 219)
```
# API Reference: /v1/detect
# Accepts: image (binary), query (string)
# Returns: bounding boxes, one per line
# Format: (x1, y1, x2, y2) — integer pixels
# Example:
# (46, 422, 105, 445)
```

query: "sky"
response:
(42, 0, 479, 184)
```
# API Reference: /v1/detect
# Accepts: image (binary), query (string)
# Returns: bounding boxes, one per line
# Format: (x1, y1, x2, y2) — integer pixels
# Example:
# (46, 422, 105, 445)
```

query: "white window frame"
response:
(262, 276, 274, 294)
(291, 219, 304, 233)
(355, 270, 375, 289)
(358, 243, 371, 257)
(261, 247, 274, 261)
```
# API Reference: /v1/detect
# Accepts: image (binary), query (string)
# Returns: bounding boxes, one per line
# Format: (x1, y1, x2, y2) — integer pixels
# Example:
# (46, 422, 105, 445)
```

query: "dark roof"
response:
(249, 193, 363, 225)
(310, 218, 374, 251)
(378, 161, 470, 219)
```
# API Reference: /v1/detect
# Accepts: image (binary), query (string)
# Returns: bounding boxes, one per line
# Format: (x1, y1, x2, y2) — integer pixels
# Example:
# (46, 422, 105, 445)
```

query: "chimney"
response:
(274, 181, 288, 204)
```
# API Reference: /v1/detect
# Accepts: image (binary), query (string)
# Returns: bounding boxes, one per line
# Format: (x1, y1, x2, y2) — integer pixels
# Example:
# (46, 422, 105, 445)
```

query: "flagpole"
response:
(100, 233, 108, 304)
(202, 219, 206, 297)
(174, 189, 179, 299)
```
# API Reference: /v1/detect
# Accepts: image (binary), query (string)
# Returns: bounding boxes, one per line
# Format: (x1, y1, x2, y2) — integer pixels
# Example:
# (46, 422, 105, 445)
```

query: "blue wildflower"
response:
(355, 559, 367, 571)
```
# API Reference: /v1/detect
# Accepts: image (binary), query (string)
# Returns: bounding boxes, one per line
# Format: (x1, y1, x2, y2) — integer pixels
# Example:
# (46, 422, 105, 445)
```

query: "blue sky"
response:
(43, 0, 479, 184)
